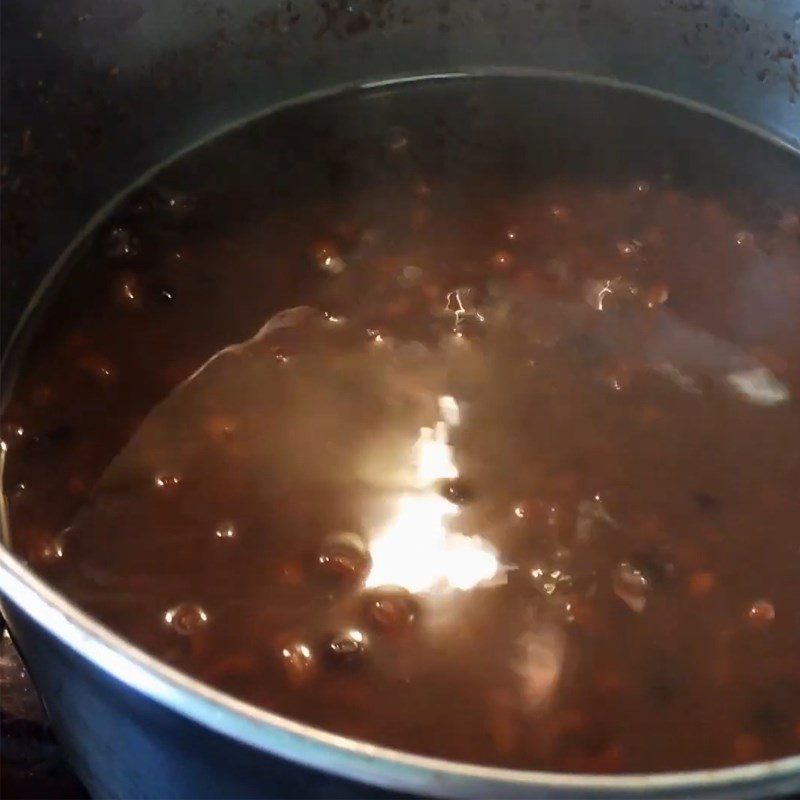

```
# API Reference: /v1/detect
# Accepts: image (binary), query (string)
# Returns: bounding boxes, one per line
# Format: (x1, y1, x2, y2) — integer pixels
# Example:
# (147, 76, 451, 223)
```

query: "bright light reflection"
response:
(365, 396, 501, 594)
(515, 628, 564, 708)
(414, 422, 457, 486)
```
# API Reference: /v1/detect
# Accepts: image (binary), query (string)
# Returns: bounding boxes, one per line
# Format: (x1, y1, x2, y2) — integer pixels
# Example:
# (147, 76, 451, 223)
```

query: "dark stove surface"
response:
(0, 628, 88, 799)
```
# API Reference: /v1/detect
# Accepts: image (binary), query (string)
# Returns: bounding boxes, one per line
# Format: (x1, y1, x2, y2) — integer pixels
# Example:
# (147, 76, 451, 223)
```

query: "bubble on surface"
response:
(104, 227, 139, 259)
(116, 275, 141, 306)
(154, 284, 176, 303)
(164, 603, 208, 635)
(154, 474, 181, 489)
(317, 532, 371, 585)
(153, 187, 196, 225)
(321, 255, 347, 275)
(78, 355, 116, 383)
(613, 562, 650, 613)
(616, 240, 641, 257)
(280, 641, 315, 686)
(324, 629, 368, 667)
(214, 522, 236, 540)
(746, 599, 775, 628)
(643, 282, 670, 309)
(363, 587, 419, 632)
(28, 535, 64, 566)
(491, 250, 513, 270)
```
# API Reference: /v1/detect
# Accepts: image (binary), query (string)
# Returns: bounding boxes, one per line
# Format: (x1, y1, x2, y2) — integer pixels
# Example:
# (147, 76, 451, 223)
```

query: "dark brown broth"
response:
(3, 77, 800, 774)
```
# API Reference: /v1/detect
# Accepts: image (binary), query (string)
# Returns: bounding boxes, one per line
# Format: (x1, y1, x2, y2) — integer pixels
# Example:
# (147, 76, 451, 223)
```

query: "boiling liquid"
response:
(3, 76, 800, 773)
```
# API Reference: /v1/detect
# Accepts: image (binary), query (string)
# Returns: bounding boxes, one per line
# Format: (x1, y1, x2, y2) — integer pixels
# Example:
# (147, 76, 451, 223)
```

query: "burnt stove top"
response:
(0, 626, 88, 799)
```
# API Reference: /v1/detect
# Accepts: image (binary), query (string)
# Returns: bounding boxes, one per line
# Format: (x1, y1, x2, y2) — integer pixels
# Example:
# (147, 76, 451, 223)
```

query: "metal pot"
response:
(2, 1, 799, 796)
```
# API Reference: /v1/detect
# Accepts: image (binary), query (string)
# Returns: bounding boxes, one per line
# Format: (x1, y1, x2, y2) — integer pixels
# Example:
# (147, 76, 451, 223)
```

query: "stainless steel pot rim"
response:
(1, 70, 798, 795)
(2, 547, 799, 797)
(0, 67, 800, 798)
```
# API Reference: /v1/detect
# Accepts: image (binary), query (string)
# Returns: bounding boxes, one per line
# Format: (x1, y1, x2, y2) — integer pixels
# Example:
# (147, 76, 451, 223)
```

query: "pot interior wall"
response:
(2, 0, 799, 355)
